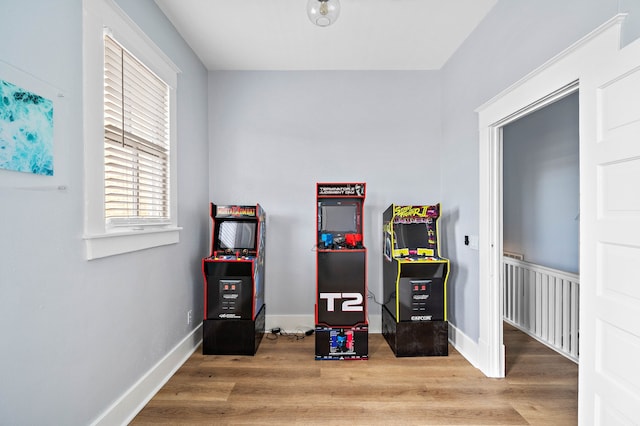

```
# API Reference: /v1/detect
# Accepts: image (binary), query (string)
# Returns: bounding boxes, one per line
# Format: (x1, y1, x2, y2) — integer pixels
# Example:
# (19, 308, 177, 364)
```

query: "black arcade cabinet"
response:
(382, 204, 450, 357)
(201, 203, 266, 355)
(315, 183, 368, 360)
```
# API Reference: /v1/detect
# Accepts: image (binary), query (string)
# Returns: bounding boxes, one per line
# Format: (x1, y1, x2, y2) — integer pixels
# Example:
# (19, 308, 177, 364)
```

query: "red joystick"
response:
(346, 233, 363, 247)
(235, 251, 240, 258)
(213, 251, 218, 258)
(346, 234, 355, 246)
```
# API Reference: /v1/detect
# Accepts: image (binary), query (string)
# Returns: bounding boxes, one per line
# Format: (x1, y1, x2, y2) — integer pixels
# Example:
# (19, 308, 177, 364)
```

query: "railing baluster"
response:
(502, 256, 579, 363)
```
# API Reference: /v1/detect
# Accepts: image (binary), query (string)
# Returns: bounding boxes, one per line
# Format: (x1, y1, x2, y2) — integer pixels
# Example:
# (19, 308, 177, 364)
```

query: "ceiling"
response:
(154, 0, 498, 71)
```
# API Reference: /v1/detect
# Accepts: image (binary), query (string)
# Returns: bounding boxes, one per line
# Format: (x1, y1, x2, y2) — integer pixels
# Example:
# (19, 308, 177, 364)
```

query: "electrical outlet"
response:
(187, 309, 193, 325)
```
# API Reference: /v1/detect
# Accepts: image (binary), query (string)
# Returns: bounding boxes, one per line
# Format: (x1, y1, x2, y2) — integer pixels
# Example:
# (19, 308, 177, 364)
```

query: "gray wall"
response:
(0, 1, 209, 424)
(208, 71, 442, 319)
(207, 0, 640, 346)
(503, 92, 580, 274)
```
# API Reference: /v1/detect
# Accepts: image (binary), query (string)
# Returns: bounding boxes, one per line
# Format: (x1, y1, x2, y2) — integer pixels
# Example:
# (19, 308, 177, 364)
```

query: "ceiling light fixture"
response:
(307, 0, 340, 27)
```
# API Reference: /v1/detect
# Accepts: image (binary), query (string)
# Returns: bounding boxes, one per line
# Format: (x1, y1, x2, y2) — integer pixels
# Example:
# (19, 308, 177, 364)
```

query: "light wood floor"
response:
(132, 323, 577, 425)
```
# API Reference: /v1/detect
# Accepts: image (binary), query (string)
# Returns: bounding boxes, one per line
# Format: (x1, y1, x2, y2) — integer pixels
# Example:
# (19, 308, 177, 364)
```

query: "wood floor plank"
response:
(150, 378, 235, 402)
(131, 324, 577, 425)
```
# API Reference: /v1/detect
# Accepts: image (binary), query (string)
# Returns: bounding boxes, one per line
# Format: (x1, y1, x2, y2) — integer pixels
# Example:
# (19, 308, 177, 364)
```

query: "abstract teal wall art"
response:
(0, 78, 54, 176)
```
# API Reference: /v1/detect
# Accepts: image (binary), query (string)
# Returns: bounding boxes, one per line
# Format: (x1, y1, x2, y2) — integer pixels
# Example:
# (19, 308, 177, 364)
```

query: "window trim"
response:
(82, 0, 181, 260)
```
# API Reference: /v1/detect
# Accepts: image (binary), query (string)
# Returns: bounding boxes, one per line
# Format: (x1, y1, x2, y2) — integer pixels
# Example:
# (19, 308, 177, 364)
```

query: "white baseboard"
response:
(90, 323, 202, 426)
(448, 322, 480, 370)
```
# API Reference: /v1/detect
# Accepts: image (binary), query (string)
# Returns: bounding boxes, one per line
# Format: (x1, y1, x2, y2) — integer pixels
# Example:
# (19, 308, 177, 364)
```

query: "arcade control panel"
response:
(212, 249, 255, 260)
(318, 233, 363, 250)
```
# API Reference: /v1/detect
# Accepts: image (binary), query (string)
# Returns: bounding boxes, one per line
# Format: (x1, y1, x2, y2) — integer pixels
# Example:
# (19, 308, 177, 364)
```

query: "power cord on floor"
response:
(266, 327, 314, 341)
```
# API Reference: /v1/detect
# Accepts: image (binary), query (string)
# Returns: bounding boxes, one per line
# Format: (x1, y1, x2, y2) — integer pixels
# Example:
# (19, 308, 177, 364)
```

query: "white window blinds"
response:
(104, 35, 170, 226)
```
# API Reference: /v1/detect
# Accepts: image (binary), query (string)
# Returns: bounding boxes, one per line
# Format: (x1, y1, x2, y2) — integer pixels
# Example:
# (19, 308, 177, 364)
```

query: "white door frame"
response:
(475, 14, 626, 378)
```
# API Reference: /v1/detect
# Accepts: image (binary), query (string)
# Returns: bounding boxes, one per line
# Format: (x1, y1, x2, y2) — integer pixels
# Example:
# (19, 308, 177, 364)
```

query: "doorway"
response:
(477, 78, 579, 379)
(501, 90, 580, 373)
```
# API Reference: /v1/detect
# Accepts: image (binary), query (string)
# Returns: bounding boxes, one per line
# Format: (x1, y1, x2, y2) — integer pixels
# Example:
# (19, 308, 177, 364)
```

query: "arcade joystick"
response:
(343, 233, 363, 249)
(320, 233, 334, 249)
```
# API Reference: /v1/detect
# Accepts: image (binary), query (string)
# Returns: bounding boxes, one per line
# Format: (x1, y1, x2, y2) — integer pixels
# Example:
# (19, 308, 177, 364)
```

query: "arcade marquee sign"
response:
(214, 205, 257, 218)
(317, 183, 366, 197)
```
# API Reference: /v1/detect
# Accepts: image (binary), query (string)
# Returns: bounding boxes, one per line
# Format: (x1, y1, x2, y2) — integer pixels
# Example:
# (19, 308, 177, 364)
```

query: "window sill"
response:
(83, 226, 182, 260)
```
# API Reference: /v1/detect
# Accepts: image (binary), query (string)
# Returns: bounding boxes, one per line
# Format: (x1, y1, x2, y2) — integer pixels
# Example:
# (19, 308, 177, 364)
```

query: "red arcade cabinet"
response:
(201, 203, 266, 355)
(315, 183, 368, 360)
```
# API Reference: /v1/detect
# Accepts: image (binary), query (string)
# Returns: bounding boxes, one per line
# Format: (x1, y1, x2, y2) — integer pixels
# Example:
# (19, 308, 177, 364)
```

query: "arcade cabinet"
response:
(382, 204, 450, 356)
(315, 183, 368, 360)
(201, 203, 266, 355)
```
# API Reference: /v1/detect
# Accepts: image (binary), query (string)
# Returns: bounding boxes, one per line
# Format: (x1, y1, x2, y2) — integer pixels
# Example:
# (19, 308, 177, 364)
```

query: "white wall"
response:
(503, 92, 579, 273)
(208, 71, 442, 328)
(0, 1, 209, 424)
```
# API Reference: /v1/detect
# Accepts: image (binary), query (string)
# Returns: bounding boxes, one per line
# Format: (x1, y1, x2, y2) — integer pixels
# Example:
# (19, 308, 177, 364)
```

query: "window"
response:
(83, 0, 181, 259)
(103, 35, 170, 227)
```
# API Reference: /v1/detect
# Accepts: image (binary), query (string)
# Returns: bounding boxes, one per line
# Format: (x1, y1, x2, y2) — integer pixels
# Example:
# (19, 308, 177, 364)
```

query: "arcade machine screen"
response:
(394, 223, 430, 252)
(218, 221, 257, 251)
(320, 204, 358, 234)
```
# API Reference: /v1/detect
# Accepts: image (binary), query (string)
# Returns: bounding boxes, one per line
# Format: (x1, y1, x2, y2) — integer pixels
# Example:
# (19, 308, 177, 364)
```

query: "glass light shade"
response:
(307, 0, 340, 27)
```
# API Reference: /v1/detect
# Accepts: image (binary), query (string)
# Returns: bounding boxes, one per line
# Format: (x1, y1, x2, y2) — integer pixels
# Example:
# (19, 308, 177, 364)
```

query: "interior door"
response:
(579, 34, 640, 424)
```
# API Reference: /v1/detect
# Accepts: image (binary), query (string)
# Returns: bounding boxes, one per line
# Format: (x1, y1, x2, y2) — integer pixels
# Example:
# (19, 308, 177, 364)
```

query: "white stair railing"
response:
(503, 256, 579, 363)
